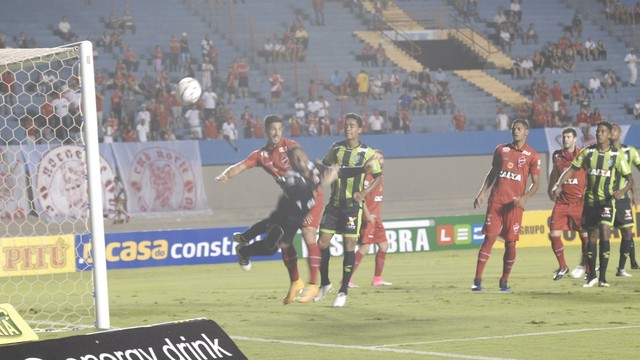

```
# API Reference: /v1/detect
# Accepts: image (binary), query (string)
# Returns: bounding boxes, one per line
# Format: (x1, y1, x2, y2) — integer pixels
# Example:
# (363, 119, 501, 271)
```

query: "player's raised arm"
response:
(553, 166, 577, 198)
(321, 164, 340, 187)
(214, 162, 247, 183)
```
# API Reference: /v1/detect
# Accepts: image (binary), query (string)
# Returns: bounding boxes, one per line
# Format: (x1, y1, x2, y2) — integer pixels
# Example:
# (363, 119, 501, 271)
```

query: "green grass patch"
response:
(39, 246, 640, 359)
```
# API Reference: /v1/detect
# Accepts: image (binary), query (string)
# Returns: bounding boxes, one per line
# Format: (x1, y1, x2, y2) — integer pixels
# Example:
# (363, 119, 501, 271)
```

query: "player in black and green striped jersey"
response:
(611, 124, 640, 276)
(554, 121, 634, 288)
(298, 113, 382, 307)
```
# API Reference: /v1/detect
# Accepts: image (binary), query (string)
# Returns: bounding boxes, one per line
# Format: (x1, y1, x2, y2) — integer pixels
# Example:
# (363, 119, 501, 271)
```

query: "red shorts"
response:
(549, 202, 583, 231)
(301, 188, 323, 229)
(360, 218, 386, 244)
(482, 202, 524, 242)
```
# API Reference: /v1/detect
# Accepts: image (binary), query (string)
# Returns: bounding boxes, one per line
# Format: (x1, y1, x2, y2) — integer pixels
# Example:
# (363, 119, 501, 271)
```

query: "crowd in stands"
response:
(3, 0, 640, 145)
(603, 0, 640, 25)
(261, 13, 310, 64)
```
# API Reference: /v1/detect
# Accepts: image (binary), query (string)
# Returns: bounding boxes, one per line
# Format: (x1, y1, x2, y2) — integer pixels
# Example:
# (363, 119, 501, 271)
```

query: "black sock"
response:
(339, 251, 355, 294)
(599, 241, 610, 282)
(619, 239, 631, 269)
(319, 248, 331, 286)
(587, 242, 597, 280)
(630, 239, 638, 267)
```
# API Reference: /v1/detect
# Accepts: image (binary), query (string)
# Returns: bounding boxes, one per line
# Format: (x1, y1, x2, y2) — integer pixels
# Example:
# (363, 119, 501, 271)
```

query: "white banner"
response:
(543, 125, 630, 175)
(23, 144, 90, 221)
(111, 141, 210, 217)
(0, 146, 30, 220)
(99, 143, 119, 220)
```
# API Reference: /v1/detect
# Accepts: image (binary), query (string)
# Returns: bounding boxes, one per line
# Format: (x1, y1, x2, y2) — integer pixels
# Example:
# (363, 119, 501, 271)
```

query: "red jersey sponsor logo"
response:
(489, 143, 540, 204)
(553, 148, 585, 204)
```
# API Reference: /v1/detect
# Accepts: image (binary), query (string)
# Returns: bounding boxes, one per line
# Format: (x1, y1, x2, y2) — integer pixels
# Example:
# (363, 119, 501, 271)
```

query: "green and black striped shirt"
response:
(572, 144, 632, 206)
(322, 141, 382, 207)
(615, 144, 640, 200)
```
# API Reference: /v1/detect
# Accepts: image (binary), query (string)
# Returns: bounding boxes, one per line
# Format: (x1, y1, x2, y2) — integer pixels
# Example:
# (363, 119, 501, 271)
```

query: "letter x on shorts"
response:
(614, 197, 635, 229)
(581, 201, 615, 230)
(320, 203, 362, 238)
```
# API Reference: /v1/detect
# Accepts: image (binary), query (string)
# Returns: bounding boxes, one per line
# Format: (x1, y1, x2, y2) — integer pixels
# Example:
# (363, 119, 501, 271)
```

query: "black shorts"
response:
(319, 204, 362, 238)
(614, 197, 635, 229)
(581, 201, 615, 230)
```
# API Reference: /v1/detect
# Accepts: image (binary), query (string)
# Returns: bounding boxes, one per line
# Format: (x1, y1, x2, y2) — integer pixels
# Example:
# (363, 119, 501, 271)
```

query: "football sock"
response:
(319, 247, 331, 286)
(306, 242, 321, 285)
(474, 236, 497, 280)
(374, 250, 386, 277)
(500, 241, 516, 282)
(339, 251, 355, 294)
(352, 251, 364, 276)
(281, 245, 300, 283)
(586, 241, 597, 280)
(599, 240, 610, 282)
(629, 238, 638, 267)
(619, 239, 632, 269)
(549, 234, 567, 269)
(579, 233, 589, 271)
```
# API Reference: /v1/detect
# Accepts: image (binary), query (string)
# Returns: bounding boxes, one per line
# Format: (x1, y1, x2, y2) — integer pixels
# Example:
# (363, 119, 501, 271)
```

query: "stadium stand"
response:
(1, 0, 638, 143)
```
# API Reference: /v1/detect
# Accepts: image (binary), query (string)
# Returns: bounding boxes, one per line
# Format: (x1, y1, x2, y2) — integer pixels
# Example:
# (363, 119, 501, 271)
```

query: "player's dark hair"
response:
(561, 127, 577, 137)
(345, 113, 363, 127)
(596, 121, 612, 132)
(264, 115, 283, 128)
(511, 118, 529, 129)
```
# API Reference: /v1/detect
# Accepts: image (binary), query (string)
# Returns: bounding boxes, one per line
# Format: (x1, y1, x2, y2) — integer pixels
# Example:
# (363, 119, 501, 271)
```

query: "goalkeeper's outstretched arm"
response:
(215, 162, 247, 183)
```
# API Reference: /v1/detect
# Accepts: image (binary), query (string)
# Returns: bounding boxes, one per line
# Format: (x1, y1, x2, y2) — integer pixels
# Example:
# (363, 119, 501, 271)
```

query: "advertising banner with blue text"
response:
(77, 227, 280, 270)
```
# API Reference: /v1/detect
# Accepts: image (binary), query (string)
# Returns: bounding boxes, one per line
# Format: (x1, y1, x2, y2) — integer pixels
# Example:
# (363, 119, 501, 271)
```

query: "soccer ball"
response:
(177, 77, 202, 104)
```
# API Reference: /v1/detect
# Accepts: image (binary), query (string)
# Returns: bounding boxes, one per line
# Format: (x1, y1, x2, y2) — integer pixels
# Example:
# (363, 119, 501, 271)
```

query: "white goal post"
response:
(0, 41, 109, 331)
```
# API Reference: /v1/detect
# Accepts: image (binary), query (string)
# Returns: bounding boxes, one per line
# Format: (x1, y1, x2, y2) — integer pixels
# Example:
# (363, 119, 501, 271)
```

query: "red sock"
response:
(353, 251, 364, 275)
(475, 236, 497, 280)
(306, 242, 321, 285)
(549, 235, 567, 269)
(281, 246, 299, 282)
(500, 241, 516, 282)
(374, 251, 386, 277)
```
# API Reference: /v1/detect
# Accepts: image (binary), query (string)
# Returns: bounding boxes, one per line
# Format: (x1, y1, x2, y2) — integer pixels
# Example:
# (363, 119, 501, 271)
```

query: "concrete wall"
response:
(107, 127, 640, 233)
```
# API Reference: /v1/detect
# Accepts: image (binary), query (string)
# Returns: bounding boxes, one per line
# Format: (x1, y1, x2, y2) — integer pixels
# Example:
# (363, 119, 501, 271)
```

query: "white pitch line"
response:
(379, 324, 640, 347)
(232, 336, 516, 360)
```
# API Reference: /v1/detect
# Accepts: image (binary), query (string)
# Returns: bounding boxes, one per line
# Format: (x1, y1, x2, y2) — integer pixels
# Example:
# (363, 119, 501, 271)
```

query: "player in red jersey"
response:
(215, 115, 324, 305)
(349, 150, 392, 287)
(547, 127, 589, 281)
(472, 119, 541, 291)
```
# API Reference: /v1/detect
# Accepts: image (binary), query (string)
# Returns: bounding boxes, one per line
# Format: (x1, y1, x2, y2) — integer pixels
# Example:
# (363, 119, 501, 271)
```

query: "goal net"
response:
(0, 42, 109, 331)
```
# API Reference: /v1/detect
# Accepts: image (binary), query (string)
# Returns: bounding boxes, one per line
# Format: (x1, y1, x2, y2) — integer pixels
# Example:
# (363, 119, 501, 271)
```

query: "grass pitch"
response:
(46, 246, 640, 359)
